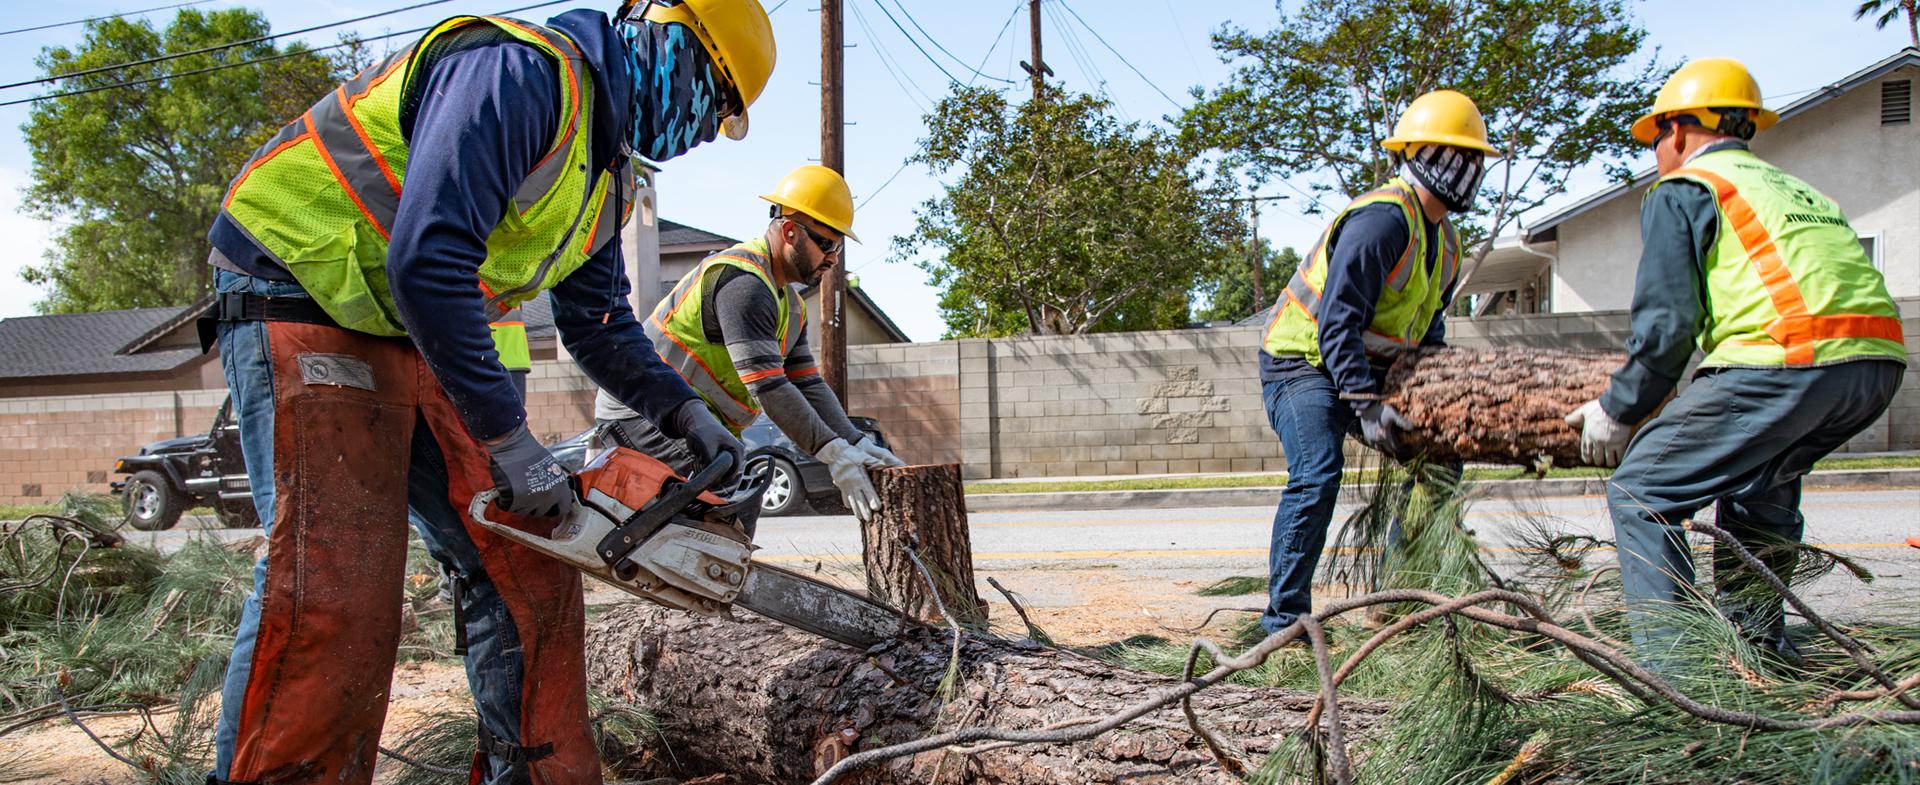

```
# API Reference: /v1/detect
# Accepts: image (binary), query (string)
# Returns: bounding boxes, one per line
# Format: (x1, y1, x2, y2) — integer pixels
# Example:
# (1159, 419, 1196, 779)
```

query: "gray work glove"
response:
(486, 424, 574, 519)
(1352, 400, 1414, 460)
(850, 437, 906, 468)
(815, 437, 880, 521)
(672, 400, 744, 487)
(1564, 399, 1631, 467)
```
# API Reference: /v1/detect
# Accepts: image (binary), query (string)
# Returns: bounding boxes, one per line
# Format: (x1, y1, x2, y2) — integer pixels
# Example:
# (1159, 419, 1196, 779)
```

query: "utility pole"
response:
(1248, 198, 1263, 309)
(1019, 0, 1049, 100)
(819, 0, 848, 404)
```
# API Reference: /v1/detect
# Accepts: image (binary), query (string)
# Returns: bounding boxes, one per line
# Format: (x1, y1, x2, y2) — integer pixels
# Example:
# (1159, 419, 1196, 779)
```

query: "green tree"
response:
(1194, 241, 1301, 323)
(1180, 0, 1660, 272)
(20, 9, 358, 313)
(1854, 0, 1919, 47)
(896, 85, 1240, 338)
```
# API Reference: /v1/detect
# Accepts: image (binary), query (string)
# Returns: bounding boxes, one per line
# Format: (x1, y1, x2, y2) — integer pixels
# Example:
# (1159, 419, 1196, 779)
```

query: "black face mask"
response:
(1402, 144, 1486, 213)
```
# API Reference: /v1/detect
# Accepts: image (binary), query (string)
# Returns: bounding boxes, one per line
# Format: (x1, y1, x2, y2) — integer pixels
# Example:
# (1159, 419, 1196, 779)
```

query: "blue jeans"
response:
(1608, 361, 1904, 654)
(1260, 370, 1359, 634)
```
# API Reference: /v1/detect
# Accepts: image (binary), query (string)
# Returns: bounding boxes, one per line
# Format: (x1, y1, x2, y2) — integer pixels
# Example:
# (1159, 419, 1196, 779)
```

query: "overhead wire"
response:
(882, 0, 1011, 84)
(0, 0, 573, 107)
(1, 1, 213, 37)
(862, 0, 962, 85)
(0, 0, 458, 91)
(846, 0, 932, 111)
(967, 0, 1024, 88)
(1057, 0, 1183, 110)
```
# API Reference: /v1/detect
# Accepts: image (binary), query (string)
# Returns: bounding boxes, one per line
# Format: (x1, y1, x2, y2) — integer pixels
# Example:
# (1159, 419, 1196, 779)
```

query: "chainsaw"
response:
(469, 447, 904, 648)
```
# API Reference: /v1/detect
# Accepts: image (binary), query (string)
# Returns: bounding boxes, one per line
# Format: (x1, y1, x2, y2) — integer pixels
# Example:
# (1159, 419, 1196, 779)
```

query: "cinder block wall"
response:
(0, 390, 224, 504)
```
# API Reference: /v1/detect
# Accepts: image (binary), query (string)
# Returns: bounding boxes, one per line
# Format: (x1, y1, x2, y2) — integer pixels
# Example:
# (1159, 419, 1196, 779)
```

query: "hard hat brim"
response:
(1381, 134, 1502, 158)
(760, 193, 860, 242)
(1630, 106, 1779, 144)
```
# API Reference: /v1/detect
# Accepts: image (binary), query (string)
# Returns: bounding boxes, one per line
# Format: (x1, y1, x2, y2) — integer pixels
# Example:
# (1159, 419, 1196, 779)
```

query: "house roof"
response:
(0, 307, 202, 380)
(1525, 47, 1920, 238)
(659, 219, 734, 249)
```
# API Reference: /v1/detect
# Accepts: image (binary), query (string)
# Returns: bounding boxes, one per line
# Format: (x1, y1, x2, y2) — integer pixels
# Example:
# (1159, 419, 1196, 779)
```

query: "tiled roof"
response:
(659, 219, 734, 248)
(0, 307, 200, 380)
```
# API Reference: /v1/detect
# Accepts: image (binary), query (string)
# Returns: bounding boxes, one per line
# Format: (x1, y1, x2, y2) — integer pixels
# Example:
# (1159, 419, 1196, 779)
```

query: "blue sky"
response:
(0, 0, 1911, 339)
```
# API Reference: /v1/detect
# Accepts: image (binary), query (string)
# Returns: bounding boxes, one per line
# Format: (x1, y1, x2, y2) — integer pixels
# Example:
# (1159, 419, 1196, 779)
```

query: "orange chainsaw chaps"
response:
(577, 447, 727, 512)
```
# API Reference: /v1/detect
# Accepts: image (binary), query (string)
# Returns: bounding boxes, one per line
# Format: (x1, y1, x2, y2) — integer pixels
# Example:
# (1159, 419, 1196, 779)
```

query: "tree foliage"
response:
(20, 9, 361, 313)
(1194, 241, 1300, 324)
(1854, 0, 1919, 47)
(1180, 0, 1661, 266)
(897, 85, 1240, 338)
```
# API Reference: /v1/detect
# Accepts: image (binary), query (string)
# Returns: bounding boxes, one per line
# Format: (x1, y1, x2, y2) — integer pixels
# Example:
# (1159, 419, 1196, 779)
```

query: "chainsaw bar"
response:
(735, 562, 905, 648)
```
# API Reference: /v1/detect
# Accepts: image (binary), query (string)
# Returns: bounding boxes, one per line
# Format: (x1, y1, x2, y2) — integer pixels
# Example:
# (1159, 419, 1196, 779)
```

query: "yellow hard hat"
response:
(639, 0, 776, 140)
(1381, 90, 1500, 157)
(761, 164, 858, 241)
(1631, 57, 1778, 143)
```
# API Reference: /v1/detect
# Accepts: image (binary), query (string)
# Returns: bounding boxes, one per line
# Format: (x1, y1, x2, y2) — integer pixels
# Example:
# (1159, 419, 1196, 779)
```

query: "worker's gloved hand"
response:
(673, 400, 744, 486)
(815, 438, 880, 521)
(1565, 399, 1631, 467)
(1351, 400, 1413, 460)
(850, 437, 906, 468)
(486, 424, 574, 519)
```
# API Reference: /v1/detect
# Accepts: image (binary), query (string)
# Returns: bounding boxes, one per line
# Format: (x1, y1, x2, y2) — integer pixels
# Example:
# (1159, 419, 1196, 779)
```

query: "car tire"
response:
(759, 457, 808, 517)
(124, 470, 184, 531)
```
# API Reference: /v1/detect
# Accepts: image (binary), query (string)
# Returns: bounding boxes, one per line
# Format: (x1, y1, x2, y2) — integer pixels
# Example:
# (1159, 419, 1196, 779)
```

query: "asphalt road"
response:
(126, 486, 1918, 619)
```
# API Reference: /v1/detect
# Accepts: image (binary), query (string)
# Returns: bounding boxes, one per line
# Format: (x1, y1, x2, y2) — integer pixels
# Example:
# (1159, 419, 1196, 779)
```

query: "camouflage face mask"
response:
(619, 15, 719, 162)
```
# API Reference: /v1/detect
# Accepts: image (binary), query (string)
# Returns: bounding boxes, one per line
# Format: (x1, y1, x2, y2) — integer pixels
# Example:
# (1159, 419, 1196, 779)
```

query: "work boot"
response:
(1717, 591, 1805, 670)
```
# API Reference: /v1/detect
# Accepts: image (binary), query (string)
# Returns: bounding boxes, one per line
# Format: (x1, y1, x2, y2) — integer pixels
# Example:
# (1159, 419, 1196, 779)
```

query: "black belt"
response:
(196, 291, 339, 352)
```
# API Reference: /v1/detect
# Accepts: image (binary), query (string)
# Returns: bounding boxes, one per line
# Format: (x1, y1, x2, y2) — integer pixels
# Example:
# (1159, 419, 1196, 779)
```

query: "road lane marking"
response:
(755, 541, 1920, 564)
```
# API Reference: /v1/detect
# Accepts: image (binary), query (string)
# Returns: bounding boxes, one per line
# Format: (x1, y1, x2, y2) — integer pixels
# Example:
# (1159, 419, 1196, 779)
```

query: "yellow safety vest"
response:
(219, 15, 632, 337)
(1262, 178, 1460, 367)
(644, 239, 808, 434)
(1656, 149, 1905, 368)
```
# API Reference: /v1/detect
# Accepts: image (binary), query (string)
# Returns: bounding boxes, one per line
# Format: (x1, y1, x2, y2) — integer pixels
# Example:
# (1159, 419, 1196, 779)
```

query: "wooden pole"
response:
(859, 464, 985, 625)
(819, 0, 849, 403)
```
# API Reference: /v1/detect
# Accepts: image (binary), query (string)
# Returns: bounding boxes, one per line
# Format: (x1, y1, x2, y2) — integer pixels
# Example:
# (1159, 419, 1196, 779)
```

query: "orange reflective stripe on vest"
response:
(1677, 167, 1906, 366)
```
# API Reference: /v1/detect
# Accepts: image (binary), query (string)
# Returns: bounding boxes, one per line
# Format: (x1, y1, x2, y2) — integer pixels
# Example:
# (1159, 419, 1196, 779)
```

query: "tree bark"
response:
(861, 465, 986, 625)
(1380, 346, 1625, 468)
(585, 604, 1388, 784)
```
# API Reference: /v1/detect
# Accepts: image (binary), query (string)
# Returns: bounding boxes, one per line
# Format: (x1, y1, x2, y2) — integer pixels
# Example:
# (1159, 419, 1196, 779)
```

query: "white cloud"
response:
(0, 167, 55, 317)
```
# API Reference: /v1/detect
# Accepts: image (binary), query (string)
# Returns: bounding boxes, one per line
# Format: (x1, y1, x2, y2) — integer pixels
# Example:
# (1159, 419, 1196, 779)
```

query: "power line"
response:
(1, 1, 213, 37)
(883, 0, 1011, 84)
(767, 0, 792, 12)
(1, 0, 572, 107)
(862, 0, 961, 84)
(967, 1, 1023, 88)
(846, 0, 931, 111)
(1, 0, 457, 91)
(1056, 0, 1182, 110)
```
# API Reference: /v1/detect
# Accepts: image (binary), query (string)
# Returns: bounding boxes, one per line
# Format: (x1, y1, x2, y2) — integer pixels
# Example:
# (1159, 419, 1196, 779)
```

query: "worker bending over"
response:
(198, 1, 775, 782)
(1566, 58, 1905, 663)
(595, 164, 904, 527)
(1254, 91, 1494, 638)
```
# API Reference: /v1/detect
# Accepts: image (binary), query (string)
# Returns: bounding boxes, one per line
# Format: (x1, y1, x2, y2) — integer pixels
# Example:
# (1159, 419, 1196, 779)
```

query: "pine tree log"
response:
(1380, 346, 1625, 468)
(860, 464, 986, 625)
(585, 603, 1388, 784)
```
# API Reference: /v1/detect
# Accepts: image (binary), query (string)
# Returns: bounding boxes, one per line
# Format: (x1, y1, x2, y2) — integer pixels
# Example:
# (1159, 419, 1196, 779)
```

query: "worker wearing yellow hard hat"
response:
(594, 164, 902, 531)
(1253, 90, 1497, 639)
(1570, 57, 1905, 666)
(200, 1, 777, 782)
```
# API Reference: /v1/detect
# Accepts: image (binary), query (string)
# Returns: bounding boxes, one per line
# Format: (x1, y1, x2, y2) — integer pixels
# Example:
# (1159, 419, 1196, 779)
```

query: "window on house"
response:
(1859, 234, 1882, 272)
(1884, 80, 1912, 126)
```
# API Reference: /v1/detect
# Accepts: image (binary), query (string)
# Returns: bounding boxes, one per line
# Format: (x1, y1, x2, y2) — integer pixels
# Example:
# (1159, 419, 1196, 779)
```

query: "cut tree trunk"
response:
(585, 604, 1387, 784)
(861, 464, 985, 625)
(1380, 346, 1625, 468)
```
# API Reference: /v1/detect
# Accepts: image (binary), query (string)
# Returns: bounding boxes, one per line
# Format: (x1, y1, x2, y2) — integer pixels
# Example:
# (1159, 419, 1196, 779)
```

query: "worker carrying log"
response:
(193, 1, 776, 783)
(1253, 90, 1496, 640)
(592, 165, 905, 527)
(1564, 57, 1907, 664)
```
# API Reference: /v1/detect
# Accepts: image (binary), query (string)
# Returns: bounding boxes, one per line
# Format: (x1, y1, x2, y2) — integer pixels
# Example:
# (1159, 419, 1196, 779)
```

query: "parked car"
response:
(111, 397, 257, 531)
(554, 414, 892, 517)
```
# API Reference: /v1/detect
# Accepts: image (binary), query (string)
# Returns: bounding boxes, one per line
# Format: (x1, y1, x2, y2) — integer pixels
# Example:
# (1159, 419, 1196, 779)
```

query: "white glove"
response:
(851, 437, 906, 468)
(1564, 399, 1631, 467)
(815, 438, 881, 521)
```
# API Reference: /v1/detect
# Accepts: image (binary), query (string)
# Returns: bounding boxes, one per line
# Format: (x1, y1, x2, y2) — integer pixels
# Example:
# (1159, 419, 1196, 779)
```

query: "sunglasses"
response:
(791, 219, 843, 256)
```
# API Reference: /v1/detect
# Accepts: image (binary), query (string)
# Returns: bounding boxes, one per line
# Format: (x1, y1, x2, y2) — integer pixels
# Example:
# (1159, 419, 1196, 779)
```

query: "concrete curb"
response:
(964, 468, 1920, 512)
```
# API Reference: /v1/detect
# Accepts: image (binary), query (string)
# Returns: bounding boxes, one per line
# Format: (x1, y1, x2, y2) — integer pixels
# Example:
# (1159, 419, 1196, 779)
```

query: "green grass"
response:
(963, 454, 1920, 495)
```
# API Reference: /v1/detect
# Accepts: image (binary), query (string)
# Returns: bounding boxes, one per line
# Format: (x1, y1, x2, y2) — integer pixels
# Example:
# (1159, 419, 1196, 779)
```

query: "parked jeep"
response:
(111, 397, 258, 531)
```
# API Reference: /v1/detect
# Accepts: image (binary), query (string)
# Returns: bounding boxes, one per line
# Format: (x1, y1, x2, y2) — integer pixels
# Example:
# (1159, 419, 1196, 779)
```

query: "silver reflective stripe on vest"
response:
(645, 318, 759, 427)
(1286, 272, 1322, 315)
(586, 160, 634, 256)
(781, 282, 805, 353)
(307, 88, 402, 235)
(511, 35, 589, 214)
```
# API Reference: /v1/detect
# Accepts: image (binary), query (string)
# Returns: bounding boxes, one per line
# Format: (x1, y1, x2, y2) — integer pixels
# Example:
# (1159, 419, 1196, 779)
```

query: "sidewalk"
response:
(965, 465, 1920, 512)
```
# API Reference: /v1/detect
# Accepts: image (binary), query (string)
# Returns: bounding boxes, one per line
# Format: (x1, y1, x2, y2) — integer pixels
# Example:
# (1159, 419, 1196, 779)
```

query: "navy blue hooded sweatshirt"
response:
(208, 10, 698, 442)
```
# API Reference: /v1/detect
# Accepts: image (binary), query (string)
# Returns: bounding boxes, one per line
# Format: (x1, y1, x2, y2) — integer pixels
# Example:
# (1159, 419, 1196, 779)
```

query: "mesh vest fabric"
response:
(219, 15, 629, 337)
(644, 240, 805, 434)
(1656, 149, 1905, 368)
(1262, 178, 1461, 367)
